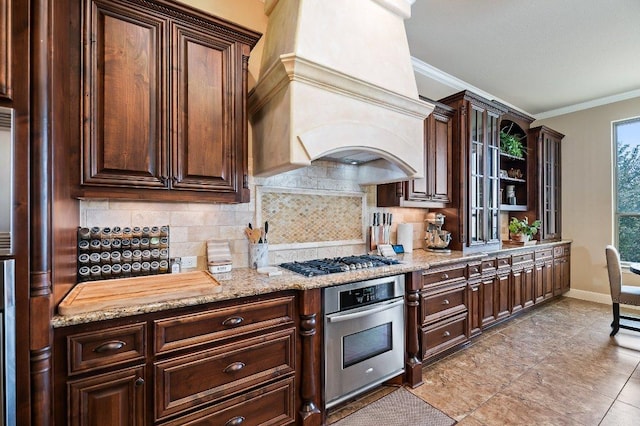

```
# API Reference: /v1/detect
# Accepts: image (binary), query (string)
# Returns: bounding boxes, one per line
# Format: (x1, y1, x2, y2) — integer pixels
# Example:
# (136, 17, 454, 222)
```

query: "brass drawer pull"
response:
(222, 316, 244, 326)
(93, 340, 126, 354)
(441, 273, 449, 280)
(225, 417, 245, 426)
(223, 361, 246, 373)
(442, 299, 450, 305)
(135, 377, 144, 386)
(442, 331, 451, 337)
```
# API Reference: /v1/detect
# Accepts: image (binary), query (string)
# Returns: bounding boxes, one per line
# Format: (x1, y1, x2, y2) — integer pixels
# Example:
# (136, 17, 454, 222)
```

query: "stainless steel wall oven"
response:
(324, 274, 405, 408)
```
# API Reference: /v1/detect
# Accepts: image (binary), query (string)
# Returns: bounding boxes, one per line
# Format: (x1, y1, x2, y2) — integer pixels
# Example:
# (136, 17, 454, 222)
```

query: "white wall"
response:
(534, 97, 640, 301)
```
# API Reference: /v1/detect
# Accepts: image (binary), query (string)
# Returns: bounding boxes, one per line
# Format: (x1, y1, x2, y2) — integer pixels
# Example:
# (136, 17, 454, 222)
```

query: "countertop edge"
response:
(52, 241, 571, 328)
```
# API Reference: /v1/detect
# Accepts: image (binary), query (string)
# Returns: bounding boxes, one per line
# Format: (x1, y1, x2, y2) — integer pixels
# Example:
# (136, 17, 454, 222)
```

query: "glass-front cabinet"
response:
(438, 91, 506, 253)
(469, 104, 501, 247)
(530, 126, 564, 241)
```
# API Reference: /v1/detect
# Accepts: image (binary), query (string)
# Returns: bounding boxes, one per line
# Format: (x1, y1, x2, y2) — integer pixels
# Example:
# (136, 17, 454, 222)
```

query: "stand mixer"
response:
(425, 212, 452, 253)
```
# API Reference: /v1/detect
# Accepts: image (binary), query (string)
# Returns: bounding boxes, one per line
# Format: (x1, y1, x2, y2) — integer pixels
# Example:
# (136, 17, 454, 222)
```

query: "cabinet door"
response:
(496, 273, 510, 321)
(82, 0, 167, 188)
(511, 269, 523, 313)
(467, 281, 481, 337)
(542, 134, 560, 239)
(0, 0, 10, 100)
(427, 108, 452, 202)
(556, 255, 570, 294)
(171, 23, 247, 197)
(534, 263, 545, 303)
(553, 257, 565, 296)
(468, 107, 501, 248)
(480, 276, 497, 328)
(68, 366, 146, 426)
(522, 265, 535, 308)
(543, 259, 554, 299)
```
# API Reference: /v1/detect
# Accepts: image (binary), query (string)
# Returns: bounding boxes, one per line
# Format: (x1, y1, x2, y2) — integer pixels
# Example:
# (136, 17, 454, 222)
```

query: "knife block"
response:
(369, 226, 385, 251)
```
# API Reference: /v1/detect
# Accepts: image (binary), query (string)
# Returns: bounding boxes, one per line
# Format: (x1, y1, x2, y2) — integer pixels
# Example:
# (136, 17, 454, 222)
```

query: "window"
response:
(614, 117, 640, 263)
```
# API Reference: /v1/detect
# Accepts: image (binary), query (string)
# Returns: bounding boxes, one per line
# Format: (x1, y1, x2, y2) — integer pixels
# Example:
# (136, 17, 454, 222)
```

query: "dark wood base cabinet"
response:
(53, 292, 300, 425)
(417, 242, 571, 368)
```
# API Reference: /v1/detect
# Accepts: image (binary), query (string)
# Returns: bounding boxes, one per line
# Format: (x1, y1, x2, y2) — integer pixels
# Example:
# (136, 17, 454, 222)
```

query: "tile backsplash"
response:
(80, 161, 429, 269)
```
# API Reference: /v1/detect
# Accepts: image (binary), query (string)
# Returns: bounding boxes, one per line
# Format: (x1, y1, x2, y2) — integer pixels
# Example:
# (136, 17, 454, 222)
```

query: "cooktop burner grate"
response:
(279, 255, 400, 277)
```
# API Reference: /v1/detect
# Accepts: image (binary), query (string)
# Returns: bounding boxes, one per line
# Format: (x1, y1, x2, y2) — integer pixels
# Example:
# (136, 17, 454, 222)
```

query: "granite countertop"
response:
(52, 241, 570, 328)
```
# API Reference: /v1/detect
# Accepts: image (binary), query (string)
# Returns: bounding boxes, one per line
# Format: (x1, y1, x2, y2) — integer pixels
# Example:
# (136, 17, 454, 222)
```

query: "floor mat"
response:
(331, 387, 456, 426)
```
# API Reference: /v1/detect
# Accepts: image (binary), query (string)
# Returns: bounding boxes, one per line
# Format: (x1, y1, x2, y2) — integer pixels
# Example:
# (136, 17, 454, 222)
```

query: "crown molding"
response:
(411, 56, 531, 117)
(535, 89, 640, 120)
(411, 55, 640, 121)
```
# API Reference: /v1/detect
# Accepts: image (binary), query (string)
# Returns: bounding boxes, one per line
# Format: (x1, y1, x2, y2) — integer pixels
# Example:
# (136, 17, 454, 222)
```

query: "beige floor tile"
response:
(541, 356, 634, 399)
(600, 401, 640, 426)
(410, 366, 501, 421)
(470, 393, 577, 426)
(617, 375, 640, 409)
(500, 368, 614, 425)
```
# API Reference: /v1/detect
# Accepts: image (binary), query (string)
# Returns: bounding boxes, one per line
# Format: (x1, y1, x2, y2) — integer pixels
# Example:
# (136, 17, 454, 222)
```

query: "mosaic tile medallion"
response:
(256, 186, 367, 249)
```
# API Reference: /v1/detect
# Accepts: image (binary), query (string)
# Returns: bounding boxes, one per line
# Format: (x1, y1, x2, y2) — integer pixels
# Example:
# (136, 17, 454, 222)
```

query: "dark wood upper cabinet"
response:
(530, 125, 564, 241)
(77, 0, 260, 203)
(377, 101, 453, 207)
(436, 91, 506, 253)
(0, 0, 11, 100)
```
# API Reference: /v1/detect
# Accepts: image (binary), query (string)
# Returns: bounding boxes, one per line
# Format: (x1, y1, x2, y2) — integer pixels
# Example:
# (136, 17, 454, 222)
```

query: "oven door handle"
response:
(326, 298, 404, 323)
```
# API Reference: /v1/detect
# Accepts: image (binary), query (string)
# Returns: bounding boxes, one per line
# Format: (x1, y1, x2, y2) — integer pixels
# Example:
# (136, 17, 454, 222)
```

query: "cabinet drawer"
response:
(421, 282, 466, 325)
(496, 256, 511, 270)
(67, 323, 146, 375)
(154, 295, 295, 354)
(422, 264, 466, 286)
(154, 328, 295, 421)
(422, 313, 467, 359)
(554, 245, 570, 257)
(161, 377, 295, 426)
(511, 252, 534, 265)
(467, 262, 481, 279)
(535, 248, 553, 260)
(481, 259, 496, 274)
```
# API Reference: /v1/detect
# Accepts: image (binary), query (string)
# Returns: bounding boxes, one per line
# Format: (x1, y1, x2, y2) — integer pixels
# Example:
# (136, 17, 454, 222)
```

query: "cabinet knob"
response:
(441, 273, 449, 280)
(222, 316, 244, 326)
(225, 416, 245, 426)
(93, 340, 126, 354)
(442, 331, 451, 338)
(472, 267, 478, 273)
(223, 361, 246, 373)
(135, 377, 144, 386)
(442, 299, 450, 305)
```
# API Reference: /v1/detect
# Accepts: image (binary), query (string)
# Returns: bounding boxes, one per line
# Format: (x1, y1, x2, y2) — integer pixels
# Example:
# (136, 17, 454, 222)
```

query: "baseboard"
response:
(565, 289, 640, 311)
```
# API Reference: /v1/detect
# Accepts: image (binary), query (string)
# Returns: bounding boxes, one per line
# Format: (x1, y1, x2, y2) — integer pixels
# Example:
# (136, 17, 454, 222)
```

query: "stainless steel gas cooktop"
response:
(279, 255, 400, 277)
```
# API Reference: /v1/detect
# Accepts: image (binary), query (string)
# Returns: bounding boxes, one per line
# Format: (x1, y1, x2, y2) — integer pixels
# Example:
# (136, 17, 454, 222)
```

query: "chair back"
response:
(606, 245, 622, 299)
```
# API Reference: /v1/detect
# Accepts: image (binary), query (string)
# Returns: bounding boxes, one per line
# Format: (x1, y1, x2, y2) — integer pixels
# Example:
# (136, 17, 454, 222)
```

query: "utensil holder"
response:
(249, 243, 269, 269)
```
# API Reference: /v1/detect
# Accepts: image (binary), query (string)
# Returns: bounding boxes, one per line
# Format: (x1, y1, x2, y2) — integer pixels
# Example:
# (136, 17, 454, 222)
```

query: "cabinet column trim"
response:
(298, 289, 322, 425)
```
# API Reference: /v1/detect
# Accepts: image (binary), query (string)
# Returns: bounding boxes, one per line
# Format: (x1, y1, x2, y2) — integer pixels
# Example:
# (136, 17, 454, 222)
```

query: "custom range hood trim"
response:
(249, 0, 435, 184)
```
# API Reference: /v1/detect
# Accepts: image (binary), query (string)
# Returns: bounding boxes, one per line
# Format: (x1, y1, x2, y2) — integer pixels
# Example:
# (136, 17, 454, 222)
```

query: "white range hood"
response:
(248, 0, 434, 185)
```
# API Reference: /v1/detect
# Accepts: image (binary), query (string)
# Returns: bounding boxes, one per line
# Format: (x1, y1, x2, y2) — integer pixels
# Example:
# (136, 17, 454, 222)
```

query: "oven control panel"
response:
(339, 282, 395, 310)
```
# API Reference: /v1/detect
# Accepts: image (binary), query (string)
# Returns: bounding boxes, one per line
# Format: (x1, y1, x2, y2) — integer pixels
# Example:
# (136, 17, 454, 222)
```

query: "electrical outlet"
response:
(181, 256, 197, 269)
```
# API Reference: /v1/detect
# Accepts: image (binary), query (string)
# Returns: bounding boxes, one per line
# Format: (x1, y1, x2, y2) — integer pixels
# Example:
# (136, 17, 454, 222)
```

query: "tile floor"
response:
(328, 297, 640, 425)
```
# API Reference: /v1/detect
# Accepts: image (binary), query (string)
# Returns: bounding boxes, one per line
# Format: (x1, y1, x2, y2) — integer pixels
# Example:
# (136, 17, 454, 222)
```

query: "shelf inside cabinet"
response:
(501, 176, 526, 183)
(500, 204, 528, 212)
(499, 152, 525, 161)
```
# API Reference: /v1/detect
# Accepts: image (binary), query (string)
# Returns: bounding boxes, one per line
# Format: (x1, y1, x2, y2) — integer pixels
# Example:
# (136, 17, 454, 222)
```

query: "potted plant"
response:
(500, 130, 526, 158)
(508, 217, 541, 242)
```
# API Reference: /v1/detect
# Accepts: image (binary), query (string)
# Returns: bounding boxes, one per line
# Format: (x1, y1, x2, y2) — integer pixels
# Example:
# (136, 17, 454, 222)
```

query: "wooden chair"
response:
(605, 245, 640, 336)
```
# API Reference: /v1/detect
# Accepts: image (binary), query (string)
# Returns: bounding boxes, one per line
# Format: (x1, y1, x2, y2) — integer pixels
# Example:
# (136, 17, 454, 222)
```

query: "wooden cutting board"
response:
(58, 271, 221, 316)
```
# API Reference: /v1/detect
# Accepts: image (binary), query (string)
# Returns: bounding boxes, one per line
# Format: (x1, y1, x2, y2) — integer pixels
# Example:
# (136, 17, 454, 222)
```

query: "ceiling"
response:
(405, 0, 640, 118)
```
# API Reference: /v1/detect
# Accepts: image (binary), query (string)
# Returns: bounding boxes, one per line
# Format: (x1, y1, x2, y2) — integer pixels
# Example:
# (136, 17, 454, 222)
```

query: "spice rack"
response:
(76, 225, 170, 282)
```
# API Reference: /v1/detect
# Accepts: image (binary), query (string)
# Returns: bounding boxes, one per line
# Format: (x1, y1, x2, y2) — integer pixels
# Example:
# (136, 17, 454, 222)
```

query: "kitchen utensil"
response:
(264, 221, 269, 243)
